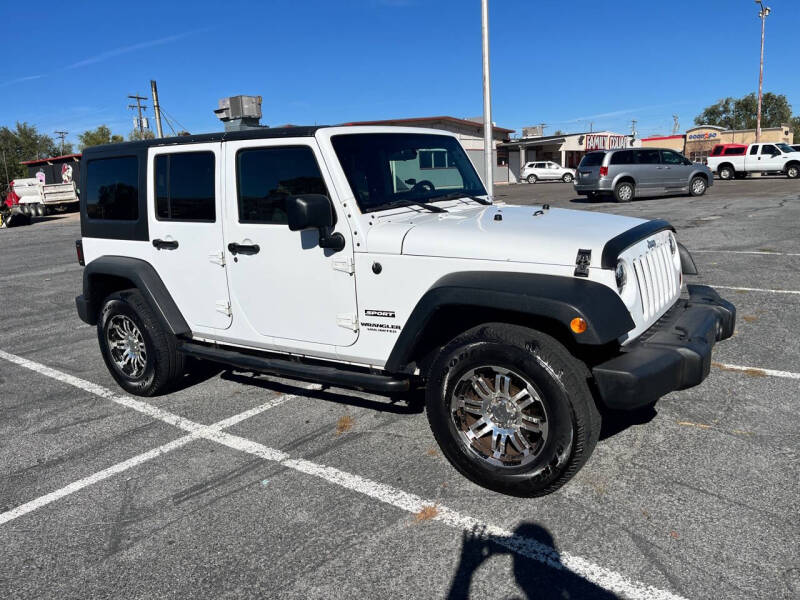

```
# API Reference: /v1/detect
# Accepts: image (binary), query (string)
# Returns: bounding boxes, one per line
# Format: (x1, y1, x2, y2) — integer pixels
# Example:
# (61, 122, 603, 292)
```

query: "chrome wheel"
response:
(788, 165, 799, 178)
(450, 366, 549, 468)
(106, 315, 148, 378)
(562, 173, 574, 183)
(691, 177, 706, 195)
(527, 175, 537, 184)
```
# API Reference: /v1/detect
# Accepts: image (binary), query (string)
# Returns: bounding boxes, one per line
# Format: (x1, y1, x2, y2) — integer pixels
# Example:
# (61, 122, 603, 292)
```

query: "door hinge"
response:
(216, 301, 232, 317)
(209, 251, 226, 267)
(336, 313, 359, 331)
(332, 256, 355, 274)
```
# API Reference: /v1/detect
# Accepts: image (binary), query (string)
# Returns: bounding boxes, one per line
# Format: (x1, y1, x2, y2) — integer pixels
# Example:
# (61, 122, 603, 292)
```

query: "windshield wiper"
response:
(369, 199, 447, 213)
(432, 191, 491, 205)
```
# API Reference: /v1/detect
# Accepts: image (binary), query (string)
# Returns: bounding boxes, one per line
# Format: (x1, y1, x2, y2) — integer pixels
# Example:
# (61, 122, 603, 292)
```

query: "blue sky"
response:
(2, 0, 798, 147)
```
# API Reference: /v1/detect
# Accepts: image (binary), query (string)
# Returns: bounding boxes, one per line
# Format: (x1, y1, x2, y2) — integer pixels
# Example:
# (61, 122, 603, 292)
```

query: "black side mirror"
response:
(286, 194, 344, 251)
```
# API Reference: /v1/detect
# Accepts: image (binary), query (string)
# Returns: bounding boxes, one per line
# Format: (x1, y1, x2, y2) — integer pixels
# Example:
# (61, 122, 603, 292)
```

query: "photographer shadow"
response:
(447, 523, 619, 600)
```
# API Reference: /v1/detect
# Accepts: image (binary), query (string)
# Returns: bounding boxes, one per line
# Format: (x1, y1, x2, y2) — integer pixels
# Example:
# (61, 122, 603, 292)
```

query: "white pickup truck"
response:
(707, 142, 800, 180)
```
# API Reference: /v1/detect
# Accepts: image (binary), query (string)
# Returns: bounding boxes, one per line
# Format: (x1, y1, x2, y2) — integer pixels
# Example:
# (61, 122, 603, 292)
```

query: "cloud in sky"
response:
(555, 102, 692, 125)
(0, 74, 44, 87)
(65, 29, 209, 70)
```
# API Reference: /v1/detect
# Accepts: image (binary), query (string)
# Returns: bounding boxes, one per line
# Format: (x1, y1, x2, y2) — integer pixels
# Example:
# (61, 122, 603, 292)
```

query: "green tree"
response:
(0, 122, 58, 190)
(790, 116, 800, 144)
(128, 129, 155, 141)
(695, 93, 793, 130)
(78, 125, 124, 150)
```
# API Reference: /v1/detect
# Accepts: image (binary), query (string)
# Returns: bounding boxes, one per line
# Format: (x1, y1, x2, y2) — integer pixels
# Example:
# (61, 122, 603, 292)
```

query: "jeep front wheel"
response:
(425, 323, 601, 497)
(97, 289, 185, 396)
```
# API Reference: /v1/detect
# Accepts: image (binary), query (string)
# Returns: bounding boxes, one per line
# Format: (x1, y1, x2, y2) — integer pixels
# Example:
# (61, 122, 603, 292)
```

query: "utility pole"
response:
(481, 0, 494, 199)
(54, 130, 68, 155)
(128, 93, 148, 136)
(755, 1, 771, 142)
(2, 149, 9, 188)
(671, 115, 680, 135)
(631, 119, 638, 138)
(150, 80, 164, 138)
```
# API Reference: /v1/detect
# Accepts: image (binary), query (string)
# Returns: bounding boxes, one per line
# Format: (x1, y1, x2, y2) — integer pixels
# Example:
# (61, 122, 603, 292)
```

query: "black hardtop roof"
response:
(81, 125, 326, 157)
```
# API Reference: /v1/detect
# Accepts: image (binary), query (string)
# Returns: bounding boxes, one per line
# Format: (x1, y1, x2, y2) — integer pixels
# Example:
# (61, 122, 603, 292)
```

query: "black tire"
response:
(527, 174, 537, 184)
(718, 165, 734, 180)
(425, 323, 601, 497)
(562, 173, 574, 183)
(97, 289, 185, 396)
(689, 176, 707, 197)
(614, 181, 634, 203)
(786, 164, 800, 179)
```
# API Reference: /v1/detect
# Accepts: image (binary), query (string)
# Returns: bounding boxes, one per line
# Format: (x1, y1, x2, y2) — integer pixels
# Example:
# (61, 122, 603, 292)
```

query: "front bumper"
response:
(591, 285, 736, 409)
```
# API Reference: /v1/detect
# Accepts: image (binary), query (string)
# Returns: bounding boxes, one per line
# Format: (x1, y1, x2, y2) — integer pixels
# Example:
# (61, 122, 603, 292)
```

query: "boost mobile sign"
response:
(585, 134, 629, 151)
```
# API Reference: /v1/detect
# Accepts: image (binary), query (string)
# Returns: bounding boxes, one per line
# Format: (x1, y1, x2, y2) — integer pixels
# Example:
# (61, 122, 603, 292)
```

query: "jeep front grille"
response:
(632, 242, 680, 321)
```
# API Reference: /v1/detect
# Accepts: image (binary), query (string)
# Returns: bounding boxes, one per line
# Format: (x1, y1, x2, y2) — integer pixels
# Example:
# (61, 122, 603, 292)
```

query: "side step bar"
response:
(179, 342, 410, 394)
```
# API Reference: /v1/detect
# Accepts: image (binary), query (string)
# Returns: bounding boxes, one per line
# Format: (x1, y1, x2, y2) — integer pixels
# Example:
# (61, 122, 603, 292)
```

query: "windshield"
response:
(331, 133, 487, 213)
(776, 143, 794, 153)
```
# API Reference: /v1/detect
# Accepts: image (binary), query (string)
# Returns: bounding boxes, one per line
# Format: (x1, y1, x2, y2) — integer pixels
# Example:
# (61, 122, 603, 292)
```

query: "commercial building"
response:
(499, 131, 638, 183)
(642, 124, 794, 163)
(343, 116, 514, 184)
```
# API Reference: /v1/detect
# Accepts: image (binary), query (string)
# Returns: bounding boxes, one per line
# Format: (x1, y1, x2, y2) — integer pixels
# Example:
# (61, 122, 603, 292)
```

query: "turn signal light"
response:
(570, 317, 588, 334)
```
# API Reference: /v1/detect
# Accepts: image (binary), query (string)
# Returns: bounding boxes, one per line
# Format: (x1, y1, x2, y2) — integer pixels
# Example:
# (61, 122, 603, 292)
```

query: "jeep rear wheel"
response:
(97, 289, 185, 396)
(425, 323, 601, 497)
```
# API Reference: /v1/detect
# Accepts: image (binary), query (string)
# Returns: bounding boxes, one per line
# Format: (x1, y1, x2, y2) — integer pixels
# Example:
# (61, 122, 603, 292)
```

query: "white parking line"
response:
(0, 349, 686, 600)
(0, 390, 296, 526)
(711, 285, 800, 295)
(694, 250, 800, 257)
(712, 362, 800, 380)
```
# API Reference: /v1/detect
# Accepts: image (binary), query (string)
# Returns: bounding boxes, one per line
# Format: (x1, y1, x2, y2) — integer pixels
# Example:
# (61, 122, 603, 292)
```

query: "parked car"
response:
(790, 144, 800, 153)
(74, 126, 735, 497)
(573, 148, 714, 202)
(707, 143, 800, 180)
(521, 161, 575, 184)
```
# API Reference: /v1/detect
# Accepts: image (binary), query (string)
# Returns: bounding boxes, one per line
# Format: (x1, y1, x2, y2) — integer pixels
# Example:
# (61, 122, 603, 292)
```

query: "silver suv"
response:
(574, 148, 713, 202)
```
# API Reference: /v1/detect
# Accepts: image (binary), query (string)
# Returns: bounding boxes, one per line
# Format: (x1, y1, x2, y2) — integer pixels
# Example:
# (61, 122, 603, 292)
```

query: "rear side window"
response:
(634, 149, 661, 164)
(609, 151, 633, 165)
(661, 150, 684, 165)
(711, 146, 722, 156)
(85, 156, 139, 221)
(579, 152, 605, 167)
(723, 147, 745, 156)
(750, 146, 759, 155)
(155, 152, 215, 222)
(237, 146, 328, 224)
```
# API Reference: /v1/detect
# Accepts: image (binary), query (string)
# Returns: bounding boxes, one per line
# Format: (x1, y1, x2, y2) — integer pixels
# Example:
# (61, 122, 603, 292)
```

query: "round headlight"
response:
(668, 233, 677, 255)
(615, 260, 627, 292)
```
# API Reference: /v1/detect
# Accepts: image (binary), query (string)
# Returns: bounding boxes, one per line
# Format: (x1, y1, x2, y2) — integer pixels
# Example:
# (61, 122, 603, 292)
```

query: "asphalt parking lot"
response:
(1, 177, 798, 599)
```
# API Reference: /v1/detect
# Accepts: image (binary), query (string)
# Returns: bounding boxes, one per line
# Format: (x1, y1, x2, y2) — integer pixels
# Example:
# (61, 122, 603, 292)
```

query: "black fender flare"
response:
(384, 272, 635, 373)
(76, 256, 190, 336)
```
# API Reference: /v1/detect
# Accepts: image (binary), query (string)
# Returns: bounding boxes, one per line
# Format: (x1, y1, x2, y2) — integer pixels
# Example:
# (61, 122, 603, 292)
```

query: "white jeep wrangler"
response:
(75, 126, 736, 496)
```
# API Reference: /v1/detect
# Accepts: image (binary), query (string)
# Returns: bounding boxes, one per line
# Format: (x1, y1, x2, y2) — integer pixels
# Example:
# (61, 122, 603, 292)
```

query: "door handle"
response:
(152, 238, 179, 250)
(228, 242, 260, 256)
